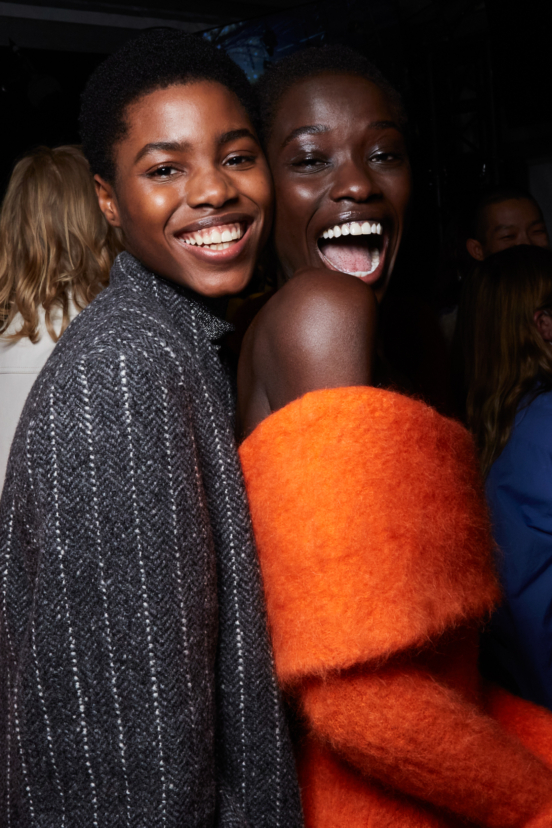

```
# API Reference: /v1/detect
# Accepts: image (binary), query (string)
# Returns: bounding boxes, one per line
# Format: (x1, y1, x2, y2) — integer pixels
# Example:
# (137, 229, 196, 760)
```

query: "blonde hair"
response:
(466, 245, 552, 476)
(0, 145, 122, 343)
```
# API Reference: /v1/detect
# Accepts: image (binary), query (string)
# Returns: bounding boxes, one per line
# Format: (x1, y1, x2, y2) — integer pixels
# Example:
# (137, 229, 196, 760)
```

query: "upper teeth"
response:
(321, 221, 382, 240)
(181, 222, 244, 247)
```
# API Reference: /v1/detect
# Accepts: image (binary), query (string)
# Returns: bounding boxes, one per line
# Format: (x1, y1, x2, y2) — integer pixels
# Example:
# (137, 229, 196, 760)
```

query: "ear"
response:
(534, 310, 552, 342)
(94, 175, 121, 228)
(466, 237, 485, 261)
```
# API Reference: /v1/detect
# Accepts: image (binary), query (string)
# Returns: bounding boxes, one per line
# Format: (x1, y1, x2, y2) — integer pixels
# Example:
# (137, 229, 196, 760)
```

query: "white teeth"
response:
(182, 222, 245, 247)
(319, 220, 383, 240)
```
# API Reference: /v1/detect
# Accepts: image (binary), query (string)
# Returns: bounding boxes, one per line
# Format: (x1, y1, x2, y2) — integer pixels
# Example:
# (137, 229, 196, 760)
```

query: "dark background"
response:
(2, 0, 551, 300)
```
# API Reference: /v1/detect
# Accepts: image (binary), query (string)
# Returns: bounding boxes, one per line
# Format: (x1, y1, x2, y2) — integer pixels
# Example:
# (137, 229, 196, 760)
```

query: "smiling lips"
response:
(180, 222, 245, 251)
(317, 220, 385, 280)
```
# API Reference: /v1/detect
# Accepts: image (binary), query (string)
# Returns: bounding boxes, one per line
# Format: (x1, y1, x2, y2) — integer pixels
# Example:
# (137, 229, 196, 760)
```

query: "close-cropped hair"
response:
(470, 186, 541, 242)
(0, 145, 122, 344)
(80, 28, 259, 183)
(256, 44, 407, 143)
(466, 245, 552, 476)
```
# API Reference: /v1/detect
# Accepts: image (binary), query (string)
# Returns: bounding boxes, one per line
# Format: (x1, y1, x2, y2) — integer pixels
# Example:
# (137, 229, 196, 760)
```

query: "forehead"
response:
(270, 73, 397, 144)
(485, 198, 542, 232)
(123, 81, 250, 142)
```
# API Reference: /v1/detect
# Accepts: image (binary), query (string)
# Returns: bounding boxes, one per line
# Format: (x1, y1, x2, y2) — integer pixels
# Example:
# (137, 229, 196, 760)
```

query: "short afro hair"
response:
(256, 45, 407, 143)
(80, 28, 258, 183)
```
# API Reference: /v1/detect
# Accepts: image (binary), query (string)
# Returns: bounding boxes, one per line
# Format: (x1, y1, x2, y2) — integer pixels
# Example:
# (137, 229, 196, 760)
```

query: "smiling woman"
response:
(92, 82, 272, 297)
(238, 47, 411, 434)
(0, 28, 302, 828)
(258, 47, 410, 298)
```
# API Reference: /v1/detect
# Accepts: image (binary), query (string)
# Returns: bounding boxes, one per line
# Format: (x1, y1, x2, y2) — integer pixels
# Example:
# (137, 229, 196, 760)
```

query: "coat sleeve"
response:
(239, 387, 552, 828)
(485, 411, 552, 710)
(300, 646, 552, 828)
(1, 348, 219, 826)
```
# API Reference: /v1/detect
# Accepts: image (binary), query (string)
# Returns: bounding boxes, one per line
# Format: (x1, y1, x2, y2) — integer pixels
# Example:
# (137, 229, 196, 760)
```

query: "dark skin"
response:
(267, 74, 411, 297)
(237, 74, 552, 828)
(237, 268, 377, 437)
(95, 81, 273, 298)
(238, 73, 411, 437)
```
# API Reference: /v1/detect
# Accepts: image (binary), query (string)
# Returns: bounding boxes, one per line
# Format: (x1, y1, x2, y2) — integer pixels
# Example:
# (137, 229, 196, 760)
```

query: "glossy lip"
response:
(172, 211, 255, 264)
(314, 211, 391, 285)
(175, 210, 254, 235)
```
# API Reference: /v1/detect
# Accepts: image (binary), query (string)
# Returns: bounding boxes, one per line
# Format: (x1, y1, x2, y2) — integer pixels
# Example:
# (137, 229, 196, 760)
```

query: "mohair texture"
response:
(0, 252, 303, 827)
(239, 388, 552, 827)
(240, 387, 500, 685)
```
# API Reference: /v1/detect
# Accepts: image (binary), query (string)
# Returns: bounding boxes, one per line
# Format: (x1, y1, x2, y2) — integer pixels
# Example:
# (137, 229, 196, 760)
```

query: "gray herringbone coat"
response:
(0, 252, 302, 828)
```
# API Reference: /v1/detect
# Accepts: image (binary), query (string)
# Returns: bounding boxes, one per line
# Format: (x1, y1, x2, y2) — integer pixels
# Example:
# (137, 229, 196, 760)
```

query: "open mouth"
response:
(179, 221, 247, 251)
(317, 221, 385, 280)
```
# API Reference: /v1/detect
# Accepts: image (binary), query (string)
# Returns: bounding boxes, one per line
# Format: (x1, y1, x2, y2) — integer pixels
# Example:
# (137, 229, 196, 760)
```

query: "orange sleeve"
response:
(239, 388, 552, 826)
(239, 387, 500, 685)
(300, 658, 552, 828)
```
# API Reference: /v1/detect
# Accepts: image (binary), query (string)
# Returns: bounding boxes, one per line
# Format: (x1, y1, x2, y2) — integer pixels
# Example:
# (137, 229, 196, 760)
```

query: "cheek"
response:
(121, 182, 179, 230)
(389, 174, 412, 221)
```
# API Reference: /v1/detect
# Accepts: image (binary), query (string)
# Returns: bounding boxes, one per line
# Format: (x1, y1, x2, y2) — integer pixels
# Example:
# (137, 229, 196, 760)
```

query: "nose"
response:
(186, 164, 239, 209)
(329, 157, 381, 203)
(517, 231, 531, 246)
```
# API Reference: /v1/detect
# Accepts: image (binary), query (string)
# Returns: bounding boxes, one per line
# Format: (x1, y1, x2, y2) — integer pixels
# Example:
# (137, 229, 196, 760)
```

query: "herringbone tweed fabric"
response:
(0, 252, 303, 828)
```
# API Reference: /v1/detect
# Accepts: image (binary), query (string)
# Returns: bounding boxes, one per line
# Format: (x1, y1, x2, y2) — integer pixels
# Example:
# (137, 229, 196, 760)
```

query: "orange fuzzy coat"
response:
(239, 387, 552, 828)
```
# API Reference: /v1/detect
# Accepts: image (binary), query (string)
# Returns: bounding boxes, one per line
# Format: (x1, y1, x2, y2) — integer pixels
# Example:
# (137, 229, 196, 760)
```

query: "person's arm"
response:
(301, 651, 552, 828)
(486, 412, 552, 710)
(238, 268, 377, 438)
(2, 349, 219, 825)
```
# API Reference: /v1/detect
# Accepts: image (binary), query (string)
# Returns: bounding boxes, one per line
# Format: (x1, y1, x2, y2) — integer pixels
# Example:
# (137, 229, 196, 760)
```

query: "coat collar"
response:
(112, 252, 234, 343)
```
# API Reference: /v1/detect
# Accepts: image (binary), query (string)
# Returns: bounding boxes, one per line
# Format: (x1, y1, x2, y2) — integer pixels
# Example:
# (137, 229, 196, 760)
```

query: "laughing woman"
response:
(238, 47, 552, 828)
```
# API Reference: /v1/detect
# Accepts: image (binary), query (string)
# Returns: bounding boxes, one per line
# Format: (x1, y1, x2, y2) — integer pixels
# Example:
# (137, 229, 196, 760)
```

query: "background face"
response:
(103, 81, 273, 297)
(267, 73, 411, 299)
(481, 199, 550, 257)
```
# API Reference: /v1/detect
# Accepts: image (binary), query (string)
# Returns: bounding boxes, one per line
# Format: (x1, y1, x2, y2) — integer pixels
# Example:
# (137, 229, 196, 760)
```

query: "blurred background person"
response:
(0, 145, 122, 492)
(448, 187, 549, 416)
(466, 186, 549, 262)
(466, 244, 552, 710)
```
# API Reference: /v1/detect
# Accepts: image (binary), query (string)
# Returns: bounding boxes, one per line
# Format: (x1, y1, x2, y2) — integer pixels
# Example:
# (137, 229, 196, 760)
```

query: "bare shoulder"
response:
(238, 268, 377, 438)
(262, 267, 377, 344)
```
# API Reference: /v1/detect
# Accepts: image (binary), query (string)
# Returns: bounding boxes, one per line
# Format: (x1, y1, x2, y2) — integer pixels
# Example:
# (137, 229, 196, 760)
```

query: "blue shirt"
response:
(484, 389, 552, 710)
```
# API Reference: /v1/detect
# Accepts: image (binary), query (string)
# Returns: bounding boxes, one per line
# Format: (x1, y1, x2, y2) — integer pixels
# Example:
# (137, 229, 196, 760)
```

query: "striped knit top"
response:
(0, 252, 302, 828)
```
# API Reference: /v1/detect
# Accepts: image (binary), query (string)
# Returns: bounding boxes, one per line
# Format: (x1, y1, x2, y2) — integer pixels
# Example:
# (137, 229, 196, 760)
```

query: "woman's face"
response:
(266, 73, 411, 299)
(96, 81, 273, 297)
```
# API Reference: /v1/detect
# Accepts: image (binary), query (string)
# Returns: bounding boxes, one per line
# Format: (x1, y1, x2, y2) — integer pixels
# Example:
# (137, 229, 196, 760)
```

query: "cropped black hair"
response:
(256, 45, 407, 143)
(80, 28, 258, 183)
(470, 186, 542, 241)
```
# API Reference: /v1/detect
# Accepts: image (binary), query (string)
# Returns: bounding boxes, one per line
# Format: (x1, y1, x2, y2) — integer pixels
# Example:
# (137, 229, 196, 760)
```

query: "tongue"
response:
(319, 240, 374, 274)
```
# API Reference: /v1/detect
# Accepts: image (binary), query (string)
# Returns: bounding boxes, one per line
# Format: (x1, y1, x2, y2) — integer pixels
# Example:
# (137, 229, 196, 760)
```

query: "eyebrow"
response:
(134, 128, 258, 165)
(280, 119, 401, 150)
(281, 125, 329, 149)
(218, 128, 258, 145)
